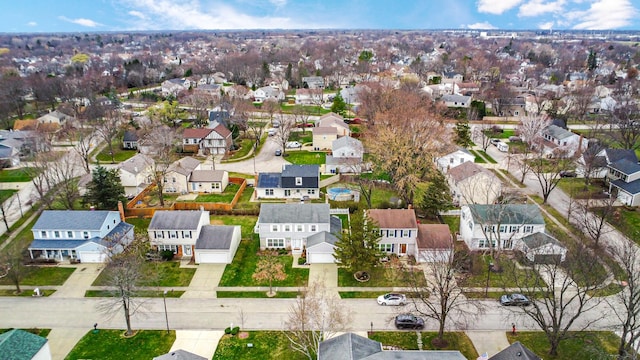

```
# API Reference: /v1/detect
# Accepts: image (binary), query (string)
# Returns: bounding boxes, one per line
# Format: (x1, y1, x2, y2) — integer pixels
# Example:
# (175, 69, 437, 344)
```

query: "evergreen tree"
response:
(84, 166, 126, 210)
(415, 172, 452, 219)
(454, 120, 473, 147)
(330, 92, 347, 116)
(333, 210, 381, 275)
(587, 50, 598, 71)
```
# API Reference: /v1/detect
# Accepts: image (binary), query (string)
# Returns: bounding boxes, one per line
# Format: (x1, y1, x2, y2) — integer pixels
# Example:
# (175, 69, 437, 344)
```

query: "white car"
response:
(286, 141, 302, 148)
(267, 128, 276, 136)
(377, 293, 407, 306)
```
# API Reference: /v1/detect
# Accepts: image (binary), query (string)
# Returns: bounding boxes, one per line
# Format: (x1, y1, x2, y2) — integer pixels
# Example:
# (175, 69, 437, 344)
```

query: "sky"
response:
(1, 0, 639, 33)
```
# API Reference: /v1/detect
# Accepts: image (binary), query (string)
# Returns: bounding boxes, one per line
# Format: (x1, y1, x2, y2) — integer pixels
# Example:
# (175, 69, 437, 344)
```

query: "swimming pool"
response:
(327, 187, 355, 201)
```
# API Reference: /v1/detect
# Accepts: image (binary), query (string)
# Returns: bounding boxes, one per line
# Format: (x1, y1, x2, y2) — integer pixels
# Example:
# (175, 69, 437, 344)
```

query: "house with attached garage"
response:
(416, 224, 454, 263)
(517, 232, 567, 263)
(447, 161, 502, 205)
(367, 208, 419, 260)
(28, 210, 134, 263)
(318, 113, 351, 137)
(188, 169, 229, 193)
(148, 210, 241, 264)
(459, 204, 546, 251)
(256, 164, 320, 200)
(117, 153, 154, 197)
(163, 156, 202, 194)
(435, 147, 475, 173)
(607, 158, 640, 206)
(254, 203, 342, 263)
(182, 123, 233, 156)
(325, 136, 365, 174)
(577, 147, 637, 179)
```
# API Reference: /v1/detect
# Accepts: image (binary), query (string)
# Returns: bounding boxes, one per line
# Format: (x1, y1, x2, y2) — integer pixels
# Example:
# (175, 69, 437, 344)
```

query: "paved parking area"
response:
(170, 330, 224, 359)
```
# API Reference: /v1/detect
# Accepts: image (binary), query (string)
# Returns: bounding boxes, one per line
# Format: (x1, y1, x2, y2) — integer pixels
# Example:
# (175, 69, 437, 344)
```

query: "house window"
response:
(67, 231, 73, 238)
(499, 225, 506, 233)
(54, 231, 60, 238)
(266, 189, 274, 196)
(379, 244, 394, 253)
(271, 224, 279, 232)
(295, 177, 303, 186)
(509, 226, 520, 233)
(503, 239, 513, 249)
(450, 158, 454, 164)
(296, 224, 304, 232)
(483, 225, 496, 233)
(307, 189, 315, 195)
(183, 231, 191, 238)
(310, 225, 317, 232)
(158, 245, 178, 254)
(170, 231, 177, 238)
(523, 225, 534, 233)
(403, 230, 411, 237)
(155, 231, 164, 239)
(285, 190, 291, 197)
(267, 238, 285, 248)
(83, 231, 89, 239)
(284, 224, 291, 232)
(40, 231, 47, 238)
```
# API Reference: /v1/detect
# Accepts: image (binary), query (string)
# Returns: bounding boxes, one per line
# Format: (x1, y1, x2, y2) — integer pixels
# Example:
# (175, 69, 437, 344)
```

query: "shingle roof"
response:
(313, 127, 338, 135)
(417, 224, 452, 250)
(544, 124, 575, 140)
(605, 148, 638, 164)
(307, 231, 339, 247)
(367, 209, 418, 229)
(123, 129, 139, 142)
(609, 158, 640, 176)
(489, 341, 541, 360)
(611, 178, 640, 195)
(153, 349, 207, 360)
(258, 203, 330, 224)
(332, 136, 363, 151)
(282, 164, 320, 178)
(189, 170, 225, 182)
(195, 225, 236, 250)
(521, 232, 565, 249)
(212, 123, 232, 138)
(149, 210, 207, 230)
(0, 329, 47, 360)
(467, 204, 545, 225)
(29, 239, 92, 250)
(118, 153, 152, 174)
(447, 161, 495, 183)
(168, 157, 201, 175)
(32, 210, 116, 231)
(183, 128, 213, 139)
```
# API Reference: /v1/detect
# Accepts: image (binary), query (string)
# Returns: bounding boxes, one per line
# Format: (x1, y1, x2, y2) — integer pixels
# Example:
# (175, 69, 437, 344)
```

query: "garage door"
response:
(196, 252, 228, 264)
(308, 252, 335, 264)
(79, 252, 106, 263)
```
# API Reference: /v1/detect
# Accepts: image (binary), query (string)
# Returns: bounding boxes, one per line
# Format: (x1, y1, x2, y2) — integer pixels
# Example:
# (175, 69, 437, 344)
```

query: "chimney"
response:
(117, 201, 126, 222)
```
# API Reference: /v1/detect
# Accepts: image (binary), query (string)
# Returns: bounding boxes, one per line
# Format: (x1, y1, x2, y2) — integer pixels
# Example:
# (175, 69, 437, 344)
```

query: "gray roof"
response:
(544, 124, 575, 140)
(307, 231, 339, 247)
(611, 178, 640, 195)
(609, 159, 640, 176)
(313, 126, 338, 135)
(189, 170, 225, 182)
(282, 164, 320, 178)
(442, 94, 471, 103)
(258, 203, 330, 224)
(123, 130, 138, 142)
(467, 204, 545, 225)
(168, 157, 201, 176)
(257, 172, 281, 188)
(118, 153, 152, 174)
(330, 215, 343, 235)
(521, 232, 565, 249)
(332, 136, 363, 151)
(195, 225, 235, 250)
(149, 210, 207, 230)
(0, 329, 47, 360)
(33, 210, 118, 231)
(490, 341, 541, 360)
(605, 148, 638, 164)
(153, 349, 207, 360)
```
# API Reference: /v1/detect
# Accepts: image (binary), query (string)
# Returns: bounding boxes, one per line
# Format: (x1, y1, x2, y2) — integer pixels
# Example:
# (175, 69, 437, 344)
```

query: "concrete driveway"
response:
(170, 330, 224, 359)
(51, 264, 103, 298)
(182, 264, 226, 299)
(48, 328, 90, 360)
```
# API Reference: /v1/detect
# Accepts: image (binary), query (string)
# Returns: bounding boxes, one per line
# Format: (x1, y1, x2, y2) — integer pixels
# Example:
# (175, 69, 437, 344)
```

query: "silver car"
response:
(377, 293, 407, 306)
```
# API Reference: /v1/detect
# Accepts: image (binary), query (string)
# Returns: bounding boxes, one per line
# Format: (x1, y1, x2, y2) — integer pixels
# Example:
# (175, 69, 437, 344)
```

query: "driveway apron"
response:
(465, 330, 510, 357)
(309, 263, 338, 298)
(47, 328, 89, 360)
(170, 330, 224, 359)
(50, 264, 103, 298)
(182, 264, 226, 298)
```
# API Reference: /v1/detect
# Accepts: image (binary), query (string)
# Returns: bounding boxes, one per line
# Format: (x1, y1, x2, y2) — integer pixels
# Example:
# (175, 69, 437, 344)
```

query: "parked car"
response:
(267, 128, 276, 136)
(275, 149, 282, 156)
(559, 170, 576, 178)
(377, 293, 407, 306)
(394, 314, 425, 329)
(286, 141, 302, 148)
(272, 120, 280, 128)
(490, 138, 501, 146)
(500, 293, 531, 306)
(496, 141, 509, 152)
(296, 122, 315, 128)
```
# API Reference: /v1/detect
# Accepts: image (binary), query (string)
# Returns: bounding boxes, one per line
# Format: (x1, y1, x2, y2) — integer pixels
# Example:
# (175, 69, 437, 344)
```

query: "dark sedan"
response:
(394, 314, 425, 329)
(500, 293, 531, 306)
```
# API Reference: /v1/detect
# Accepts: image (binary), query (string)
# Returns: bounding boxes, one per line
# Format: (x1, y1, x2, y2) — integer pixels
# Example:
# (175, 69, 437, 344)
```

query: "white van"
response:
(496, 141, 509, 152)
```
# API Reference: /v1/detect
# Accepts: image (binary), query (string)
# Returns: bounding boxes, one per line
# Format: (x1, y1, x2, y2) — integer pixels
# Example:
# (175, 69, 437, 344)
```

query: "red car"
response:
(296, 123, 315, 128)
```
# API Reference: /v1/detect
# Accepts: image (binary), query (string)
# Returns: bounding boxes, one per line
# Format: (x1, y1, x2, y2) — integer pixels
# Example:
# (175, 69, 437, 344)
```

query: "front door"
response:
(400, 244, 407, 255)
(291, 239, 303, 253)
(183, 245, 192, 257)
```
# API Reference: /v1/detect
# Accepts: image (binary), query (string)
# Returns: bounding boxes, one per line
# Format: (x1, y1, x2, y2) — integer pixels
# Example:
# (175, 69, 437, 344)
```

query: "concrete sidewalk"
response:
(466, 331, 510, 358)
(50, 264, 103, 298)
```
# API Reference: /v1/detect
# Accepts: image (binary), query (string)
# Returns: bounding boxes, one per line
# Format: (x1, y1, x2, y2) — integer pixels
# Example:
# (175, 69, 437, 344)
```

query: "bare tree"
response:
(252, 251, 287, 296)
(49, 152, 82, 210)
(139, 124, 180, 207)
(23, 152, 63, 210)
(96, 108, 125, 164)
(529, 147, 575, 203)
(607, 81, 640, 150)
(0, 195, 16, 232)
(472, 123, 493, 151)
(0, 243, 29, 294)
(273, 112, 295, 157)
(284, 280, 351, 360)
(72, 129, 97, 174)
(569, 193, 616, 248)
(518, 113, 550, 145)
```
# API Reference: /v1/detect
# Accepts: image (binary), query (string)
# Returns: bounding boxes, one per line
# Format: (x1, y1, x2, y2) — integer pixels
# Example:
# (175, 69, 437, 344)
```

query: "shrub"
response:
(160, 250, 175, 261)
(224, 327, 232, 334)
(298, 257, 306, 265)
(231, 326, 240, 335)
(278, 248, 288, 255)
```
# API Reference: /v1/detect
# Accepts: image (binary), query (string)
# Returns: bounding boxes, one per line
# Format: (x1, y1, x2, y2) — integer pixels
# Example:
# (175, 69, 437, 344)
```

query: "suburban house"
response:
(301, 76, 325, 89)
(36, 110, 74, 127)
(541, 124, 587, 157)
(459, 204, 546, 250)
(117, 153, 154, 197)
(28, 210, 134, 263)
(295, 88, 324, 105)
(254, 203, 342, 263)
(188, 169, 229, 193)
(256, 164, 320, 200)
(0, 129, 47, 165)
(607, 159, 640, 206)
(161, 78, 192, 97)
(367, 208, 419, 259)
(435, 147, 475, 172)
(489, 341, 542, 360)
(325, 136, 365, 174)
(164, 156, 202, 194)
(0, 329, 51, 360)
(318, 113, 351, 137)
(416, 224, 454, 262)
(578, 147, 637, 179)
(0, 144, 19, 168)
(182, 123, 232, 155)
(148, 210, 241, 264)
(318, 333, 466, 360)
(312, 127, 338, 151)
(517, 232, 567, 263)
(253, 86, 284, 103)
(441, 94, 471, 108)
(447, 161, 502, 205)
(122, 129, 139, 150)
(153, 349, 206, 360)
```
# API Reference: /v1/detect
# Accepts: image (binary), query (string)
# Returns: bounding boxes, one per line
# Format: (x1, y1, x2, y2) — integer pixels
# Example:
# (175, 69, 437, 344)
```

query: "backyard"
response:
(193, 183, 241, 203)
(285, 151, 326, 165)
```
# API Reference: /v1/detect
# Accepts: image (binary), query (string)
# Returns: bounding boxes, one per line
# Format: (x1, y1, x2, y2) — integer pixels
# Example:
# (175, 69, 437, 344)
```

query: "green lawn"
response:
(0, 168, 36, 182)
(194, 183, 241, 203)
(0, 189, 17, 203)
(219, 239, 308, 287)
(478, 150, 498, 164)
(85, 290, 185, 298)
(0, 289, 55, 296)
(95, 143, 137, 163)
(210, 215, 258, 240)
(440, 216, 460, 235)
(339, 291, 386, 299)
(506, 331, 621, 359)
(369, 332, 478, 359)
(92, 261, 196, 287)
(369, 331, 419, 349)
(456, 254, 543, 288)
(288, 131, 313, 144)
(468, 149, 487, 163)
(124, 217, 152, 234)
(285, 151, 326, 165)
(280, 104, 330, 116)
(65, 329, 175, 360)
(213, 331, 307, 360)
(487, 129, 515, 139)
(598, 206, 640, 245)
(227, 139, 255, 160)
(0, 266, 76, 286)
(557, 178, 605, 199)
(368, 186, 402, 209)
(337, 266, 427, 287)
(0, 328, 50, 337)
(216, 291, 301, 298)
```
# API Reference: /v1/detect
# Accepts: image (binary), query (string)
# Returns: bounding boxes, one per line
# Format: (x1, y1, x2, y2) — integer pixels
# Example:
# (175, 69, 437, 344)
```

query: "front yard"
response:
(596, 206, 640, 245)
(213, 331, 306, 360)
(65, 329, 175, 360)
(369, 331, 478, 359)
(92, 261, 196, 287)
(0, 168, 36, 182)
(456, 253, 543, 289)
(94, 141, 137, 163)
(506, 331, 621, 360)
(338, 264, 427, 287)
(0, 266, 75, 286)
(557, 178, 606, 199)
(219, 239, 308, 287)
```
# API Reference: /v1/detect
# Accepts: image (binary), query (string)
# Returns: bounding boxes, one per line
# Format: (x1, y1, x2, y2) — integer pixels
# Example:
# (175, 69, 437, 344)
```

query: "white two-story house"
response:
(367, 209, 419, 259)
(256, 165, 320, 200)
(117, 153, 154, 197)
(435, 147, 475, 173)
(608, 159, 640, 206)
(164, 157, 202, 194)
(28, 210, 134, 263)
(325, 136, 365, 174)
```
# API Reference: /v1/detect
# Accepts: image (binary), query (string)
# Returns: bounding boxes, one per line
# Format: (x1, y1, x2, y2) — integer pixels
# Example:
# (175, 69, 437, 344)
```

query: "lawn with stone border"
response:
(369, 331, 478, 359)
(219, 239, 308, 287)
(92, 261, 195, 287)
(65, 329, 175, 360)
(506, 331, 621, 359)
(0, 266, 76, 286)
(213, 331, 306, 360)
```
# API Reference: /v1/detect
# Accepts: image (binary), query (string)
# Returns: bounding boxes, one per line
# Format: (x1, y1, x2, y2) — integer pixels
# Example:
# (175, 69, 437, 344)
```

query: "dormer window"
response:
(295, 177, 303, 186)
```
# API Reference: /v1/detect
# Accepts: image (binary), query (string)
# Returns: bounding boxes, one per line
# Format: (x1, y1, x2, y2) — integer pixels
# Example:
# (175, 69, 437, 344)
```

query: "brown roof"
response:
(448, 161, 495, 183)
(168, 156, 201, 175)
(189, 170, 226, 182)
(417, 224, 453, 250)
(212, 123, 232, 138)
(313, 127, 338, 135)
(183, 128, 213, 139)
(367, 209, 417, 229)
(12, 119, 38, 131)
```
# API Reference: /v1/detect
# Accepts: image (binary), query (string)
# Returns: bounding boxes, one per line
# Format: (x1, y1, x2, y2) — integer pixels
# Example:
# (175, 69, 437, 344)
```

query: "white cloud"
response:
(518, 0, 566, 17)
(477, 0, 523, 14)
(466, 21, 497, 29)
(269, 0, 287, 6)
(27, 21, 37, 27)
(570, 0, 637, 29)
(538, 21, 555, 29)
(117, 0, 323, 30)
(58, 16, 103, 27)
